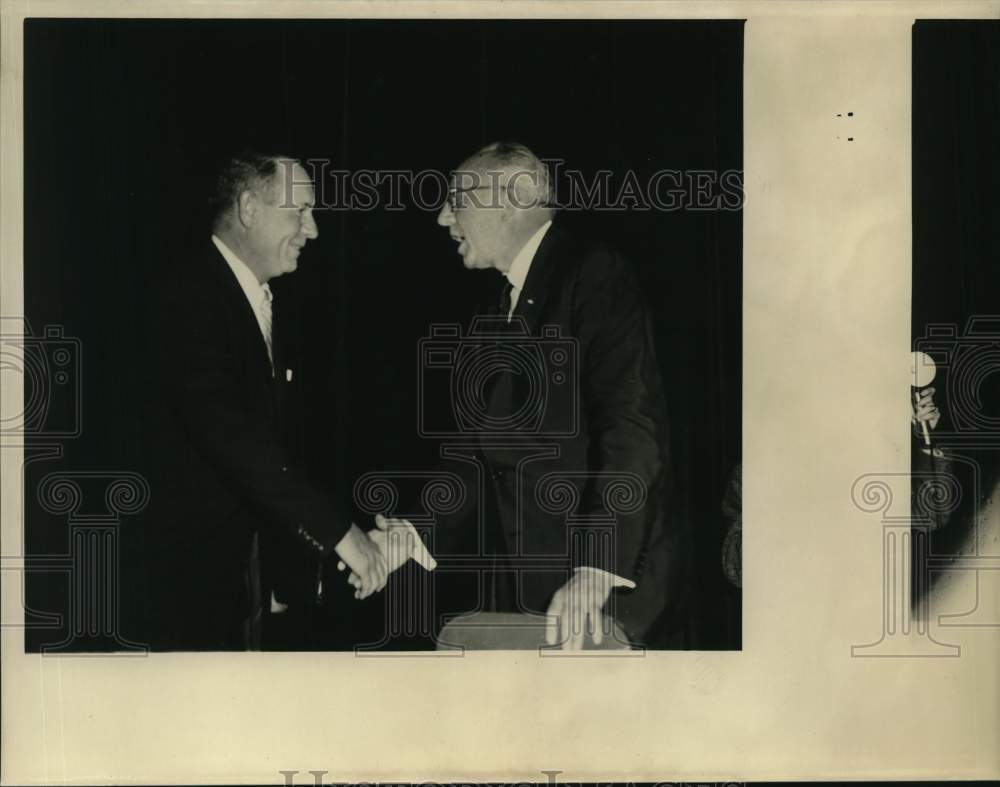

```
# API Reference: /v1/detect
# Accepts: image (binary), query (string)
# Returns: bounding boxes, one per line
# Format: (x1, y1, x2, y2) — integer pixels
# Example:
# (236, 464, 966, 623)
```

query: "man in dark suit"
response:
(147, 153, 386, 650)
(428, 142, 683, 648)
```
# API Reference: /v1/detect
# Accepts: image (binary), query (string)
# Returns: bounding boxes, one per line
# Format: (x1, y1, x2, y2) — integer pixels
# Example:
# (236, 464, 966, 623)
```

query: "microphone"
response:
(910, 350, 937, 447)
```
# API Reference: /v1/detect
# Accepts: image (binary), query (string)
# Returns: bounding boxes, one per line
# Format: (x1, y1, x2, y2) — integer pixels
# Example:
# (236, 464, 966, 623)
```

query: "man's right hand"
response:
(913, 386, 941, 429)
(333, 523, 388, 599)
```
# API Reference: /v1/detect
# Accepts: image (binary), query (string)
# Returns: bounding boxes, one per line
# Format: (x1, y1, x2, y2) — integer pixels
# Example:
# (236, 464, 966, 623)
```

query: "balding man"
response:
(431, 142, 681, 648)
(147, 153, 386, 650)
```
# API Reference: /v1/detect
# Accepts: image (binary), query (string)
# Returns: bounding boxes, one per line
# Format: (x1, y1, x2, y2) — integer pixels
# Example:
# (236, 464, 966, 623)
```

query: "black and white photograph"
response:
(909, 20, 1000, 627)
(5, 3, 1000, 785)
(19, 18, 742, 654)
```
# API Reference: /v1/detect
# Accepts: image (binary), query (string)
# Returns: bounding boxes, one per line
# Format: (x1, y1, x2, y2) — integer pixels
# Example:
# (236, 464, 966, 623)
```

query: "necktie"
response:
(498, 280, 514, 321)
(260, 283, 274, 371)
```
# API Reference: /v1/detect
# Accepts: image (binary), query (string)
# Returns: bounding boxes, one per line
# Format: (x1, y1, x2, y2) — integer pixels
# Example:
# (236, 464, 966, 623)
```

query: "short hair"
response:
(208, 152, 297, 230)
(466, 141, 552, 208)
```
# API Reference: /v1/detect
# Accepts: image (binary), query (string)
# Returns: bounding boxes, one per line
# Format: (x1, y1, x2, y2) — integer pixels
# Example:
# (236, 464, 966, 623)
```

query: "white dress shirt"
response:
(502, 219, 552, 320)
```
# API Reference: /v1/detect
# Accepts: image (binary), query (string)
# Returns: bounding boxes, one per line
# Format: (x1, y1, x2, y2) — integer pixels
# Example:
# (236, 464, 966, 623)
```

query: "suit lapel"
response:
(486, 225, 568, 428)
(509, 224, 565, 336)
(206, 244, 274, 382)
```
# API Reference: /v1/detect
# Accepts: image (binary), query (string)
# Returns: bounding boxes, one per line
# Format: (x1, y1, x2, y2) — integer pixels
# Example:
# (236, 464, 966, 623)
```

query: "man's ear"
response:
(237, 189, 256, 228)
(499, 180, 518, 222)
(503, 175, 540, 218)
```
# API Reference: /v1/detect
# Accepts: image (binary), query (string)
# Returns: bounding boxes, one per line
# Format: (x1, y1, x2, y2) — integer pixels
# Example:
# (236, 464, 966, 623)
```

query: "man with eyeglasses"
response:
(427, 141, 681, 649)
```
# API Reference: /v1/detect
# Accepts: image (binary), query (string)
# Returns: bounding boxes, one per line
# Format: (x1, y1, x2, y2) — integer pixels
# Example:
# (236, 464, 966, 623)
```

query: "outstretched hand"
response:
(337, 514, 435, 589)
(333, 522, 388, 600)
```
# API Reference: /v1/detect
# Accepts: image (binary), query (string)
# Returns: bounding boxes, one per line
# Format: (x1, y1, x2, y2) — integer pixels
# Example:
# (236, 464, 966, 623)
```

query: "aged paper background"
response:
(2, 0, 999, 783)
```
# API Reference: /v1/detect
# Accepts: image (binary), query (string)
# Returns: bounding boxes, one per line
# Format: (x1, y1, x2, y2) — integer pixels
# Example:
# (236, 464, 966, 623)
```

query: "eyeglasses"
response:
(446, 184, 500, 212)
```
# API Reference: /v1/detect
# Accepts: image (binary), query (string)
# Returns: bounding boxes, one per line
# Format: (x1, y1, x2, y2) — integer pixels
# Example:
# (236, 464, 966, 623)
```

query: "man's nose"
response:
(437, 202, 455, 227)
(301, 211, 319, 240)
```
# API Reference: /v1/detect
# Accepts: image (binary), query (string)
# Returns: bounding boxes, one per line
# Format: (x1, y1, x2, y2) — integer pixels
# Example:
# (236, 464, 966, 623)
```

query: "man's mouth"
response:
(451, 233, 467, 256)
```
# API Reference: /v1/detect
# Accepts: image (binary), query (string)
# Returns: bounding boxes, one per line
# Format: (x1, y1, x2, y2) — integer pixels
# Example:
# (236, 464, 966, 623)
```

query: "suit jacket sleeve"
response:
(572, 246, 669, 582)
(161, 279, 352, 559)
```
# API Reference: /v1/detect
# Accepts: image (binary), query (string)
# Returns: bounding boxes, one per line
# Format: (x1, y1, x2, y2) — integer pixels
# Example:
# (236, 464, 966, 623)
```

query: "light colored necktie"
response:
(260, 283, 274, 370)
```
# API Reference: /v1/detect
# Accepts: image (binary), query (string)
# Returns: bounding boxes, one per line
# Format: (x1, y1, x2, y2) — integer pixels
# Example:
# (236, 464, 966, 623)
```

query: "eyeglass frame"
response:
(445, 183, 504, 212)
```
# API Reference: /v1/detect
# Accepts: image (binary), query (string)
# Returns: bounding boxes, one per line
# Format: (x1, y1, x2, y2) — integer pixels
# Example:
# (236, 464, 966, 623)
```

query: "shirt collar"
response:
(504, 219, 552, 291)
(212, 234, 271, 309)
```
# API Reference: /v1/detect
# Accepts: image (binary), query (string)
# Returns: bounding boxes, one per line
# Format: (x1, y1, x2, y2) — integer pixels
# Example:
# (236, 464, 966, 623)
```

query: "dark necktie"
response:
(497, 280, 513, 319)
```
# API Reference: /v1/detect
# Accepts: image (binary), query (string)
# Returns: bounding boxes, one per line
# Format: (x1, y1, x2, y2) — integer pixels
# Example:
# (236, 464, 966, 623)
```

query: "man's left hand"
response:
(545, 569, 615, 650)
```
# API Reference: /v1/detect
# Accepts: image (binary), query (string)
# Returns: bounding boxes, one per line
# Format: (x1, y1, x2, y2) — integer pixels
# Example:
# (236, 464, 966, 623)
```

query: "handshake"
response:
(332, 514, 437, 599)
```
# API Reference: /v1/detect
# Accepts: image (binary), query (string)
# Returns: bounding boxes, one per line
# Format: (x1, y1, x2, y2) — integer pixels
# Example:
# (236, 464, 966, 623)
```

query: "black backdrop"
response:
(23, 19, 742, 650)
(913, 21, 1000, 331)
(912, 21, 1000, 568)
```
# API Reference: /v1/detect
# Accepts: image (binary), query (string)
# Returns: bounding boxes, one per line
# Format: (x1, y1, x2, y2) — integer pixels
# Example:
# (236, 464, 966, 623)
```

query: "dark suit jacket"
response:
(145, 242, 350, 650)
(432, 223, 683, 643)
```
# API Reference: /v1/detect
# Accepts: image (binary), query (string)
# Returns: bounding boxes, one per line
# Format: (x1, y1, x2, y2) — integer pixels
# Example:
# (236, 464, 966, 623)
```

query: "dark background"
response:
(912, 21, 1000, 586)
(23, 19, 743, 650)
(913, 21, 1000, 334)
